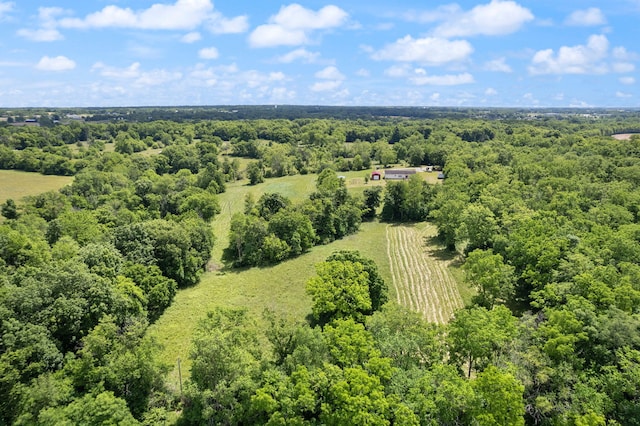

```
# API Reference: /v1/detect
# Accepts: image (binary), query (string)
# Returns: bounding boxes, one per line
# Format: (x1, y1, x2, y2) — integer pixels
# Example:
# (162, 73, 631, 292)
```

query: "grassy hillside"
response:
(147, 171, 467, 390)
(0, 170, 73, 205)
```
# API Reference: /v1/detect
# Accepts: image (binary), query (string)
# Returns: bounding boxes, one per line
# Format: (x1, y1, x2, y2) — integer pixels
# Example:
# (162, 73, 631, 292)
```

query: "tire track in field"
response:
(386, 224, 463, 323)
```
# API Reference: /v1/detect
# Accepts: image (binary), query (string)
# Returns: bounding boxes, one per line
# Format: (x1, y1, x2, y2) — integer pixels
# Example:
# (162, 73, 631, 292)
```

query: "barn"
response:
(371, 170, 383, 180)
(384, 169, 417, 180)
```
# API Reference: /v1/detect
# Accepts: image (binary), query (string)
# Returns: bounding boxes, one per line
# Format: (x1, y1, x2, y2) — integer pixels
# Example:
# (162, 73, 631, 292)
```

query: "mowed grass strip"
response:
(147, 170, 460, 389)
(0, 170, 73, 205)
(386, 223, 467, 323)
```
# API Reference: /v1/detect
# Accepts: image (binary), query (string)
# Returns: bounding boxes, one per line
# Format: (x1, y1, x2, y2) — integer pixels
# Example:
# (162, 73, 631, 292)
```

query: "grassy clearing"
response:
(0, 170, 73, 205)
(148, 218, 391, 390)
(386, 222, 467, 323)
(148, 171, 465, 389)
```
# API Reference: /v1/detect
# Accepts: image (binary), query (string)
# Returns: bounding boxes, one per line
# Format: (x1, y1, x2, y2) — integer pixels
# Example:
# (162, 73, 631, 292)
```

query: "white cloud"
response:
(404, 4, 461, 23)
(619, 76, 635, 85)
(485, 87, 498, 95)
(186, 63, 286, 93)
(36, 55, 76, 71)
(311, 65, 345, 92)
(58, 0, 244, 33)
(181, 32, 201, 43)
(92, 62, 142, 79)
(613, 62, 635, 73)
(0, 2, 13, 20)
(384, 64, 411, 77)
(484, 57, 512, 72)
(17, 7, 68, 42)
(432, 0, 534, 38)
(310, 80, 343, 92)
(93, 61, 182, 86)
(315, 66, 344, 80)
(275, 48, 320, 63)
(207, 13, 248, 34)
(271, 87, 296, 101)
(613, 46, 638, 61)
(198, 47, 219, 60)
(529, 34, 610, 75)
(17, 28, 63, 42)
(410, 71, 474, 86)
(565, 8, 606, 26)
(249, 26, 308, 48)
(355, 68, 370, 77)
(616, 91, 632, 98)
(372, 36, 473, 65)
(249, 4, 348, 48)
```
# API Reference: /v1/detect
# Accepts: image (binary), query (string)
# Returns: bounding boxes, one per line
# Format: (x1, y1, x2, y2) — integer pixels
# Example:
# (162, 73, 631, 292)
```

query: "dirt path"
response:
(386, 223, 463, 323)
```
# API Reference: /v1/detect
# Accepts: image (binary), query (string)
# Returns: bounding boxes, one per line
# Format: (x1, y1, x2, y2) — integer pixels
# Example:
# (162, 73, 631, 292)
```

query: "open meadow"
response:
(0, 170, 73, 205)
(147, 171, 467, 389)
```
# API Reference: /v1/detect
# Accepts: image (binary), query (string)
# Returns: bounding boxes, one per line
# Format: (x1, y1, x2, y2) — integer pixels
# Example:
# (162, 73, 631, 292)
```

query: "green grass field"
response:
(0, 170, 74, 205)
(147, 171, 469, 390)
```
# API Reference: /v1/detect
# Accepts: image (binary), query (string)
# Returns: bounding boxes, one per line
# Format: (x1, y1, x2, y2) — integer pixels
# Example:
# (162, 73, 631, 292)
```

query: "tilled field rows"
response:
(386, 224, 463, 323)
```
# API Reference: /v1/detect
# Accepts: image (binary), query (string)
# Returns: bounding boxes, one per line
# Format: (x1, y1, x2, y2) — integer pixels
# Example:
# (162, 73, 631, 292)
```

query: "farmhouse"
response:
(371, 170, 383, 180)
(384, 168, 417, 180)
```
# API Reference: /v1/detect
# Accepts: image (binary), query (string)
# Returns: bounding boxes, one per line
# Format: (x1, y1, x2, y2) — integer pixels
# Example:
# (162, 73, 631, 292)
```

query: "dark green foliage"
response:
(1, 199, 19, 219)
(181, 308, 263, 425)
(114, 218, 213, 288)
(381, 175, 431, 222)
(226, 169, 361, 266)
(326, 250, 388, 313)
(4, 111, 640, 424)
(306, 260, 373, 325)
(246, 161, 264, 185)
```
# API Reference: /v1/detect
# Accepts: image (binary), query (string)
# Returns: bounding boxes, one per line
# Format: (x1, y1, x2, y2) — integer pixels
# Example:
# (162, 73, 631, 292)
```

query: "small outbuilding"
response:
(437, 172, 445, 179)
(371, 170, 383, 181)
(384, 169, 417, 180)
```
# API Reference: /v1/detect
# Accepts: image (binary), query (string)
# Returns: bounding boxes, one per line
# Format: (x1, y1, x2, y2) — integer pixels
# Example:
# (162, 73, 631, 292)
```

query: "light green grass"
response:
(147, 171, 462, 390)
(0, 170, 73, 205)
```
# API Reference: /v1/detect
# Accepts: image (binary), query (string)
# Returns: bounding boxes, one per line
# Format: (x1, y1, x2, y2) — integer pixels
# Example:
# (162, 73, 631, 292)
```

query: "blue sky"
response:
(0, 0, 639, 107)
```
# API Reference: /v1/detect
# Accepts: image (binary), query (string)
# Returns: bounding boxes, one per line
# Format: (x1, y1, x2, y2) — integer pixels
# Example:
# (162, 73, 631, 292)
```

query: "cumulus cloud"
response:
(410, 70, 474, 86)
(565, 8, 606, 26)
(249, 4, 348, 48)
(36, 55, 76, 71)
(275, 48, 320, 63)
(92, 61, 182, 86)
(355, 68, 370, 77)
(310, 80, 343, 92)
(207, 13, 248, 34)
(315, 66, 345, 80)
(198, 47, 219, 60)
(57, 0, 246, 34)
(485, 87, 498, 95)
(181, 32, 201, 43)
(0, 2, 13, 20)
(613, 62, 635, 73)
(188, 64, 286, 90)
(17, 7, 67, 41)
(483, 57, 512, 72)
(529, 34, 610, 75)
(310, 65, 345, 92)
(371, 36, 472, 65)
(404, 4, 461, 23)
(432, 0, 534, 38)
(616, 91, 632, 98)
(17, 28, 63, 42)
(619, 76, 636, 85)
(384, 64, 411, 77)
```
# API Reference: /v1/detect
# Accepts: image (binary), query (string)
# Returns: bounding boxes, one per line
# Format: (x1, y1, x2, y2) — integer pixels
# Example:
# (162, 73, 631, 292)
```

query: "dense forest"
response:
(1, 108, 640, 424)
